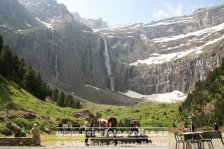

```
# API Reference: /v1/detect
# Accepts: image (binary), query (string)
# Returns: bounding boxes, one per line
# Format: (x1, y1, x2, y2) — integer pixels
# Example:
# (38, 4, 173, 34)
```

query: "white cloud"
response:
(153, 3, 183, 19)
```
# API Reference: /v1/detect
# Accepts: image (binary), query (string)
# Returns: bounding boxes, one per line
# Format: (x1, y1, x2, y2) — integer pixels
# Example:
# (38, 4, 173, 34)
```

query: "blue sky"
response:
(57, 0, 224, 26)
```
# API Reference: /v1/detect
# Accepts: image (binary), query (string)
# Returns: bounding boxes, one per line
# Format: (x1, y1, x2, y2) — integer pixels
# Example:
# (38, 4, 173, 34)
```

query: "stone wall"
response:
(0, 137, 35, 146)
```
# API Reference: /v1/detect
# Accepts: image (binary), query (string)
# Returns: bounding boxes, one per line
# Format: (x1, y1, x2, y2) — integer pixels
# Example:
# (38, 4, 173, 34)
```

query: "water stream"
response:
(103, 38, 114, 91)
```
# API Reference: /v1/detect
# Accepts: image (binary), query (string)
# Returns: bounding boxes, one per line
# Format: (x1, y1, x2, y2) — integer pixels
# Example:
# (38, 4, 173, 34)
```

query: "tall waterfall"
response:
(51, 23, 59, 80)
(166, 62, 172, 92)
(103, 38, 114, 91)
(156, 66, 160, 93)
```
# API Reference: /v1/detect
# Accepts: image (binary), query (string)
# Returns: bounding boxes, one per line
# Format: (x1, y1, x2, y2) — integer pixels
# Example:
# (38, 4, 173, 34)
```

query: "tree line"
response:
(0, 35, 80, 108)
(180, 57, 224, 127)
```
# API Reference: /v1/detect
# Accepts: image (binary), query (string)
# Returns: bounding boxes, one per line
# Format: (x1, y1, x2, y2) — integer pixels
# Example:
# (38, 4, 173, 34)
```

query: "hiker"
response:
(98, 119, 107, 136)
(188, 116, 195, 132)
(84, 117, 93, 146)
(213, 123, 219, 131)
(30, 123, 41, 145)
(129, 120, 140, 136)
(107, 117, 117, 137)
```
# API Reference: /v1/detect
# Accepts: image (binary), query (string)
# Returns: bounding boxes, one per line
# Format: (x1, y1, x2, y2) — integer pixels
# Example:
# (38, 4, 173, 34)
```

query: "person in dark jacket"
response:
(107, 117, 117, 137)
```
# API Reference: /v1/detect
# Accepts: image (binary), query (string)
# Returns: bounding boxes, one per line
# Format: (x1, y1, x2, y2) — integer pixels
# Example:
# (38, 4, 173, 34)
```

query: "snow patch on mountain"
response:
(130, 34, 224, 66)
(120, 90, 186, 103)
(85, 85, 100, 91)
(152, 22, 224, 43)
(35, 17, 53, 29)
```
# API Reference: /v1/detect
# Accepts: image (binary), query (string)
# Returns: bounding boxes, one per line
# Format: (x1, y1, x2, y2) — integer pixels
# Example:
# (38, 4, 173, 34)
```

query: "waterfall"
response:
(103, 38, 114, 91)
(166, 62, 172, 92)
(216, 53, 220, 67)
(51, 23, 59, 80)
(196, 58, 206, 81)
(156, 66, 160, 93)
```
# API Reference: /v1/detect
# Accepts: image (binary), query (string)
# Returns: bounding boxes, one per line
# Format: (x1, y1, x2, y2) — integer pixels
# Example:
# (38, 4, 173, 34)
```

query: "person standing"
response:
(188, 116, 195, 132)
(107, 117, 117, 137)
(84, 117, 93, 146)
(30, 123, 41, 145)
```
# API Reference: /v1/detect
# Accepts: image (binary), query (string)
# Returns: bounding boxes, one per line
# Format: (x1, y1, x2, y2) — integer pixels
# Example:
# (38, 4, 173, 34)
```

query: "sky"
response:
(57, 0, 224, 26)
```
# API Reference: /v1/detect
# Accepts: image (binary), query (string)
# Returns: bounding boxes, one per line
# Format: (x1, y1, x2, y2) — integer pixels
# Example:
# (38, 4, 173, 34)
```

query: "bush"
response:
(6, 102, 17, 109)
(96, 112, 102, 118)
(1, 127, 12, 136)
(12, 118, 32, 130)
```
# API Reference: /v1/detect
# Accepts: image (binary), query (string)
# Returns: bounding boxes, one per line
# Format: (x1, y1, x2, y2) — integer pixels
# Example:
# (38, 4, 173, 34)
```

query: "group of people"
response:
(84, 117, 118, 146)
(84, 117, 140, 146)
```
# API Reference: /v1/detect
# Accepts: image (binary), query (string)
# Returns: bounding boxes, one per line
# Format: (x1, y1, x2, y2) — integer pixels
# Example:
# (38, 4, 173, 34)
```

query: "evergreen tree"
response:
(57, 91, 65, 107)
(0, 35, 81, 107)
(17, 58, 26, 85)
(0, 46, 13, 76)
(51, 89, 59, 102)
(0, 35, 3, 52)
(22, 65, 36, 93)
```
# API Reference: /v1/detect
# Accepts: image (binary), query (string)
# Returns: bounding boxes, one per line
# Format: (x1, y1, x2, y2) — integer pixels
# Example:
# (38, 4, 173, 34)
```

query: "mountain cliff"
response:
(96, 5, 224, 95)
(1, 0, 111, 93)
(72, 12, 108, 29)
(0, 0, 224, 103)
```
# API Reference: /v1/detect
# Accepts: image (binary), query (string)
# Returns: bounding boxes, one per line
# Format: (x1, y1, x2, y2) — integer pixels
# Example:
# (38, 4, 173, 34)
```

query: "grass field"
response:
(0, 76, 81, 135)
(0, 75, 183, 137)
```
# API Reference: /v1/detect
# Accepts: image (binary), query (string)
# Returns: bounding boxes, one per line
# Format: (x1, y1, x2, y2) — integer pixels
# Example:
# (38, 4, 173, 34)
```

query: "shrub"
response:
(1, 127, 12, 136)
(6, 102, 17, 109)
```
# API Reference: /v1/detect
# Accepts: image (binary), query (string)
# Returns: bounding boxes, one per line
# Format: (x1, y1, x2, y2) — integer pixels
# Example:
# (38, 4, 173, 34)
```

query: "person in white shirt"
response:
(84, 117, 93, 146)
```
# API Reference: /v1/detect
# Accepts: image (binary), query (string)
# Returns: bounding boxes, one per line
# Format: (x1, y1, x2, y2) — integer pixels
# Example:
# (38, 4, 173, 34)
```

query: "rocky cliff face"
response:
(1, 1, 223, 97)
(0, 0, 110, 92)
(96, 5, 224, 94)
(72, 12, 108, 29)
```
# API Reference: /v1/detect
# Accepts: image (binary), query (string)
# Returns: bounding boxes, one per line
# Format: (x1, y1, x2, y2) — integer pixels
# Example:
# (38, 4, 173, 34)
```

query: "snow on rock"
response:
(85, 85, 100, 91)
(144, 17, 193, 27)
(0, 25, 8, 28)
(120, 90, 187, 103)
(130, 34, 224, 66)
(81, 30, 93, 33)
(35, 17, 53, 29)
(152, 22, 224, 43)
(25, 23, 31, 27)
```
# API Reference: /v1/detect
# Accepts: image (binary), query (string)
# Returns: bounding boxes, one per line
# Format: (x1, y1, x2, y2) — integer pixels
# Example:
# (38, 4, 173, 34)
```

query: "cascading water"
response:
(166, 62, 172, 92)
(103, 38, 114, 91)
(196, 58, 206, 81)
(51, 20, 59, 80)
(156, 66, 160, 93)
(216, 53, 220, 67)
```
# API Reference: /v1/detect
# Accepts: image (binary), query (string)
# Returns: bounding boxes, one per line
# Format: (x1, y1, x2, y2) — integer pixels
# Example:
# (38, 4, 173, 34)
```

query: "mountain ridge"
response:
(0, 1, 224, 103)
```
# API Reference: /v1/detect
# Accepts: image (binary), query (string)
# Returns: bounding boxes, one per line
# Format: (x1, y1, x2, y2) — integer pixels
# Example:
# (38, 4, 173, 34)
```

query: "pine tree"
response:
(22, 65, 36, 93)
(51, 89, 59, 102)
(57, 91, 65, 107)
(0, 46, 13, 77)
(17, 58, 26, 85)
(0, 35, 3, 52)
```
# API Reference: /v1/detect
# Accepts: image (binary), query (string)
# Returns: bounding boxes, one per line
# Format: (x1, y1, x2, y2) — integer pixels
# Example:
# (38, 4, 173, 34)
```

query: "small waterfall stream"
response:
(166, 62, 172, 92)
(156, 66, 160, 93)
(103, 38, 114, 91)
(51, 21, 59, 80)
(196, 58, 206, 81)
(216, 53, 220, 67)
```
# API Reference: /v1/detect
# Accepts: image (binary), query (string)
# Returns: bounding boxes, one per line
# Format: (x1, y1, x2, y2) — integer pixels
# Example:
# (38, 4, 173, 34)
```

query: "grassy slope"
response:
(83, 102, 182, 127)
(0, 76, 81, 133)
(0, 75, 182, 136)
